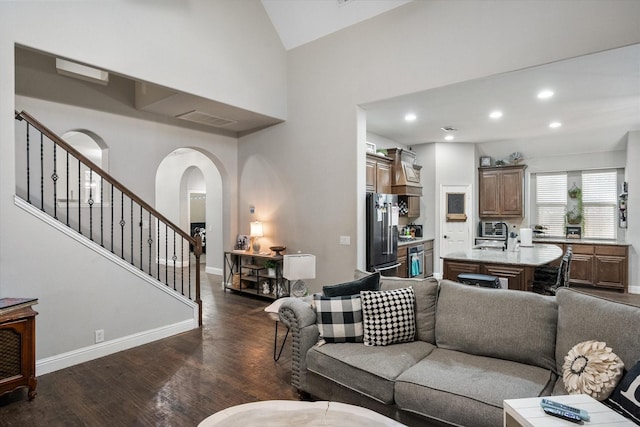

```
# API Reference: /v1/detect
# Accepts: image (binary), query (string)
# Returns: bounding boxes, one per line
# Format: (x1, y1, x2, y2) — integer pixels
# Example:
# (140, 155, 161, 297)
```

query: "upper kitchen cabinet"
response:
(366, 153, 392, 193)
(387, 148, 422, 196)
(479, 165, 526, 218)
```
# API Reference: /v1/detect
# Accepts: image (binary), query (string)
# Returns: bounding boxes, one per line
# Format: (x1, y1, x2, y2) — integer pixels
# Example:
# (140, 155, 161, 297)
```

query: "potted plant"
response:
(264, 260, 278, 277)
(568, 183, 582, 199)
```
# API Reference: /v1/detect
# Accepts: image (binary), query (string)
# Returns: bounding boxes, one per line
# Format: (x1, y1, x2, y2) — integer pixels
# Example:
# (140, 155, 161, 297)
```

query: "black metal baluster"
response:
(77, 158, 81, 233)
(148, 212, 153, 275)
(26, 123, 30, 203)
(100, 177, 104, 247)
(157, 218, 161, 281)
(88, 169, 94, 241)
(165, 223, 168, 286)
(130, 199, 134, 265)
(40, 133, 44, 211)
(139, 205, 143, 270)
(65, 152, 70, 226)
(52, 144, 58, 219)
(110, 185, 114, 253)
(181, 236, 184, 295)
(173, 230, 177, 290)
(120, 192, 125, 259)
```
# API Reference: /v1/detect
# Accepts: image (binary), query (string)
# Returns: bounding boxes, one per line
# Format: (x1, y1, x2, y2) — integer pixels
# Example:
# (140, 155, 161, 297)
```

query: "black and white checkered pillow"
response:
(360, 287, 416, 346)
(313, 294, 363, 343)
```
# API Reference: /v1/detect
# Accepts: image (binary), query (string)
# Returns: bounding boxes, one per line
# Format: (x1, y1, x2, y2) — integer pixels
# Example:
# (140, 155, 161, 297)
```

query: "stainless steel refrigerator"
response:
(366, 193, 400, 276)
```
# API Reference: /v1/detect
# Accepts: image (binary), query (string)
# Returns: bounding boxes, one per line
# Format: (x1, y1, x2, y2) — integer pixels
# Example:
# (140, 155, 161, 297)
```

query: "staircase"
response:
(14, 110, 202, 326)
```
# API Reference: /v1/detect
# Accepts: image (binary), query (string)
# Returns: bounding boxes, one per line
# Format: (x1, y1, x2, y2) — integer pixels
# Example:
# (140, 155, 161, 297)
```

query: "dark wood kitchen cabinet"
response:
(397, 246, 408, 278)
(479, 165, 526, 218)
(539, 242, 629, 292)
(568, 243, 628, 292)
(366, 154, 392, 193)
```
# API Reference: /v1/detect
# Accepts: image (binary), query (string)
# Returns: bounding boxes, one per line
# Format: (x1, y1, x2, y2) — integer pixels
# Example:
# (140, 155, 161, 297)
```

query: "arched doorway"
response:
(155, 148, 223, 274)
(59, 130, 108, 204)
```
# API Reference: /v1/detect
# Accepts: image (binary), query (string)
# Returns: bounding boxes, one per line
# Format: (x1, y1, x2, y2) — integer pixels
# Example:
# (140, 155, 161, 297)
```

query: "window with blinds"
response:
(535, 173, 567, 237)
(582, 170, 617, 239)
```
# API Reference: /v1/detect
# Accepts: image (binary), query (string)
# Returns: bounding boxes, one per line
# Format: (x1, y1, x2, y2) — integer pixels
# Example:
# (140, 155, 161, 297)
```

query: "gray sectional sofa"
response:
(278, 274, 640, 426)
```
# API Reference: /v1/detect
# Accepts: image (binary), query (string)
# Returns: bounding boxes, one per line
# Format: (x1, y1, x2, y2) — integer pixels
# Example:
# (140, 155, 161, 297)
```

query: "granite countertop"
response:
(398, 237, 433, 247)
(441, 243, 563, 267)
(532, 237, 630, 246)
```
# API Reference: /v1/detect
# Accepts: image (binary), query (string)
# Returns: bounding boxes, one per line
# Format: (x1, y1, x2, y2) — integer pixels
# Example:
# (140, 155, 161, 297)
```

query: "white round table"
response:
(198, 400, 404, 426)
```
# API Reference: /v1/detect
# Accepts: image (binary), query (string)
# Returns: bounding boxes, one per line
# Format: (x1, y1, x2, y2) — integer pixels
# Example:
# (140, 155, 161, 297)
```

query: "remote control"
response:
(543, 406, 584, 424)
(541, 398, 590, 421)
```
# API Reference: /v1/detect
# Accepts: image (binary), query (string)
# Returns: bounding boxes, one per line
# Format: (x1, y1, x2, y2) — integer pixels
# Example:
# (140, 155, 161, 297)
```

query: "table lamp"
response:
(250, 221, 263, 253)
(284, 254, 316, 297)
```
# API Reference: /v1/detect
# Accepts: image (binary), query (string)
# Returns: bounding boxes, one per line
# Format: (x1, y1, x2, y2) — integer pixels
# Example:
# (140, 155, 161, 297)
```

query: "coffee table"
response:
(504, 394, 635, 426)
(198, 400, 404, 426)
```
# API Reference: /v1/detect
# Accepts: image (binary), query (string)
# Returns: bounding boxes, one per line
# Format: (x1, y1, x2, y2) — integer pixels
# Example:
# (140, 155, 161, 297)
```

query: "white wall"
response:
(1, 1, 283, 368)
(240, 0, 640, 293)
(626, 131, 640, 294)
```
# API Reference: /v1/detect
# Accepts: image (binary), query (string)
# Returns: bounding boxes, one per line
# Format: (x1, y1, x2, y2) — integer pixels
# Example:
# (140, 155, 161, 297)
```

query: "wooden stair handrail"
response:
(15, 110, 198, 250)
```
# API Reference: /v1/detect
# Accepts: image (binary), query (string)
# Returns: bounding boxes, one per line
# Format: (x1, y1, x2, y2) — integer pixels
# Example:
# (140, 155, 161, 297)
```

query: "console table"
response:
(223, 251, 289, 299)
(0, 298, 38, 401)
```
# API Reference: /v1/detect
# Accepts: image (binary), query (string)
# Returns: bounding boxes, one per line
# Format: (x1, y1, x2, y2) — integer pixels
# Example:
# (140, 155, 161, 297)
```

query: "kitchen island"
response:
(442, 244, 563, 291)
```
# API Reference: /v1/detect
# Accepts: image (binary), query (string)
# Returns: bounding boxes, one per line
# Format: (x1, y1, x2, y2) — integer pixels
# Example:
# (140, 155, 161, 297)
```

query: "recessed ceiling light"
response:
(404, 113, 417, 122)
(537, 90, 555, 99)
(549, 121, 562, 129)
(489, 110, 503, 119)
(444, 134, 454, 141)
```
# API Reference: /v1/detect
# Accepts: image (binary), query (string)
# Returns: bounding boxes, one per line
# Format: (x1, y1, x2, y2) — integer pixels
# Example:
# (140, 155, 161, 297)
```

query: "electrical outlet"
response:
(95, 329, 104, 343)
(339, 235, 351, 245)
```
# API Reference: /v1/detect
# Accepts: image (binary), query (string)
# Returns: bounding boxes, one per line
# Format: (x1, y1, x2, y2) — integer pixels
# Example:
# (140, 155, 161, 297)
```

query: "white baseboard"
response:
(36, 319, 197, 376)
(628, 285, 640, 294)
(206, 266, 222, 275)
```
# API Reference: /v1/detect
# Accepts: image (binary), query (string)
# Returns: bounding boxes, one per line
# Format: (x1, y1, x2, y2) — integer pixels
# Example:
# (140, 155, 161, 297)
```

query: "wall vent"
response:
(175, 110, 237, 128)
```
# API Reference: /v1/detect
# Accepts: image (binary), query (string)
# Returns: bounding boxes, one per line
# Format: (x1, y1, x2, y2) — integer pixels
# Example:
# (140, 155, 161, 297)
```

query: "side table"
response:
(0, 299, 38, 401)
(504, 394, 635, 426)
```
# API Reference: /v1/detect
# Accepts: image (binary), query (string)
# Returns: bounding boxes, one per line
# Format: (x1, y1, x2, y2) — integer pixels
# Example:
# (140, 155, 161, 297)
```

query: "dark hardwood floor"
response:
(0, 271, 297, 426)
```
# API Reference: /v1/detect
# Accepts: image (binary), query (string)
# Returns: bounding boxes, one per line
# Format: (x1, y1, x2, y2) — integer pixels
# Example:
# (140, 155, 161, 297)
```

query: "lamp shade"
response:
(283, 254, 316, 280)
(250, 221, 263, 237)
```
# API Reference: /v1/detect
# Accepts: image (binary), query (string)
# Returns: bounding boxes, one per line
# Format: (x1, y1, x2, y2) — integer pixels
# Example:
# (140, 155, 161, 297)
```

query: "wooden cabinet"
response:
(443, 260, 533, 291)
(366, 154, 392, 194)
(399, 195, 420, 217)
(443, 261, 481, 282)
(568, 244, 594, 286)
(0, 304, 38, 401)
(397, 246, 408, 278)
(568, 244, 628, 291)
(483, 264, 531, 291)
(424, 240, 434, 277)
(479, 165, 526, 218)
(541, 242, 628, 292)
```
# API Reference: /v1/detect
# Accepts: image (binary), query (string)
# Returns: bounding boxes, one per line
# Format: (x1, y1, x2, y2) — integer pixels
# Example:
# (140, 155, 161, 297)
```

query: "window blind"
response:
(535, 173, 567, 236)
(582, 170, 617, 239)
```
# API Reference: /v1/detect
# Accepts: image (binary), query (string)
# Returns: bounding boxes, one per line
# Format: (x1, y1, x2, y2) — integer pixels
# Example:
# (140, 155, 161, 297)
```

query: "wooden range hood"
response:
(386, 148, 422, 196)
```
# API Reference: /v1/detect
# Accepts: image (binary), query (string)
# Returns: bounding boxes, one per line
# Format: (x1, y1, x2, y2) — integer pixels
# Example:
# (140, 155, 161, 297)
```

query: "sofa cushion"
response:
(313, 294, 363, 343)
(354, 270, 438, 344)
(435, 280, 558, 371)
(555, 289, 640, 376)
(323, 272, 380, 297)
(606, 360, 640, 424)
(361, 287, 416, 346)
(562, 340, 624, 400)
(395, 348, 555, 427)
(306, 341, 435, 404)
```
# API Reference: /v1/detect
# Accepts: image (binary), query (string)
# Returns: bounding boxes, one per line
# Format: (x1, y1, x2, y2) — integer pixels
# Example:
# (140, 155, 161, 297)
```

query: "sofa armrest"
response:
(279, 297, 318, 392)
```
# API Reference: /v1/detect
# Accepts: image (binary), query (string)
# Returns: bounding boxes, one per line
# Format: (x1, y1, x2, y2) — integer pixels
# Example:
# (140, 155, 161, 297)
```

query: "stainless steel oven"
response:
(408, 244, 424, 278)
